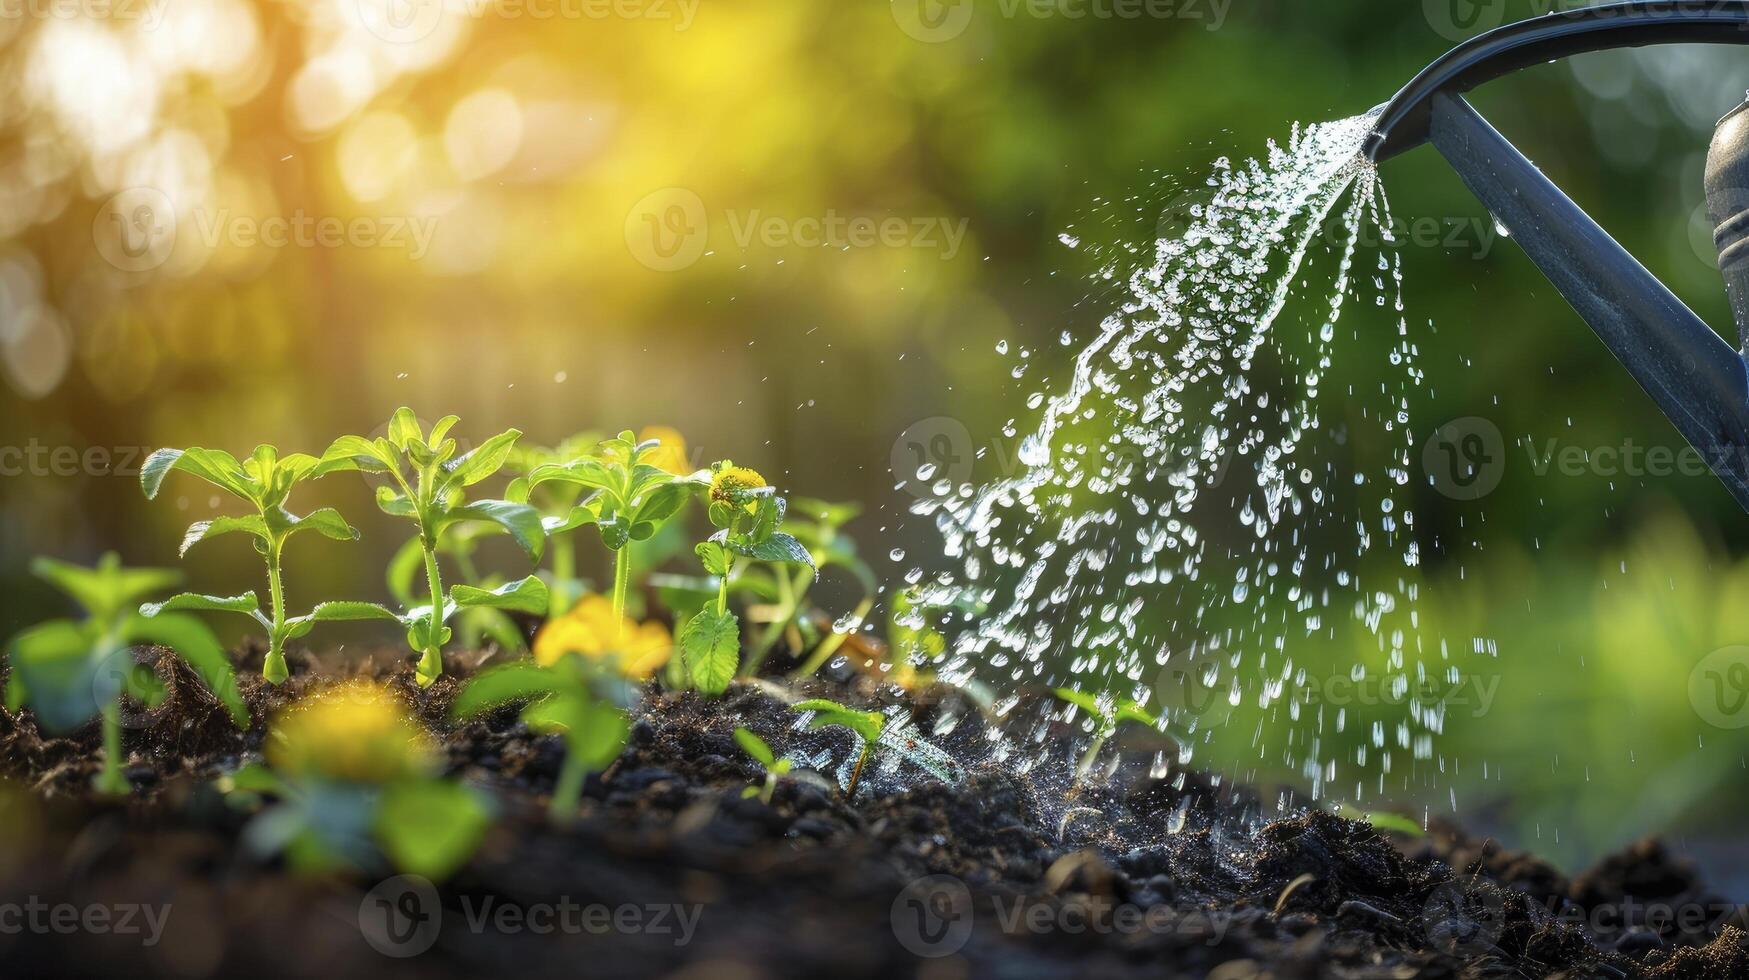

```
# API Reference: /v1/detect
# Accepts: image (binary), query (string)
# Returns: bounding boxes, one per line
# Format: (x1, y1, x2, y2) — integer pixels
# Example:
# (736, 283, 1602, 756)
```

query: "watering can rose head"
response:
(266, 680, 437, 783)
(533, 594, 672, 679)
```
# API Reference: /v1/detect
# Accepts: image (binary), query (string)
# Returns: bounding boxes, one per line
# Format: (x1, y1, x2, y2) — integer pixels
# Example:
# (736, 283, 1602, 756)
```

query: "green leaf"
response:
(141, 592, 263, 622)
(750, 493, 785, 543)
(386, 537, 426, 607)
(180, 515, 270, 557)
(283, 601, 404, 642)
(445, 499, 545, 561)
(792, 699, 886, 743)
(541, 498, 603, 536)
(525, 695, 629, 771)
(140, 447, 257, 503)
(32, 555, 181, 625)
(734, 727, 776, 767)
(680, 606, 739, 696)
(122, 613, 247, 728)
(1054, 687, 1103, 715)
(4, 620, 105, 731)
(631, 481, 692, 527)
(427, 415, 461, 446)
(376, 779, 492, 881)
(1115, 700, 1159, 728)
(314, 435, 393, 476)
(226, 762, 287, 796)
(451, 662, 566, 719)
(695, 542, 732, 577)
(451, 575, 548, 616)
(283, 507, 360, 544)
(375, 486, 417, 518)
(742, 532, 816, 576)
(387, 407, 424, 451)
(443, 428, 521, 489)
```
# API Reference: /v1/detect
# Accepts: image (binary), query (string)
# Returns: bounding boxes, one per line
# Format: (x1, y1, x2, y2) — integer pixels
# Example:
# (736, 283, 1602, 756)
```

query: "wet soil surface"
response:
(0, 643, 1745, 979)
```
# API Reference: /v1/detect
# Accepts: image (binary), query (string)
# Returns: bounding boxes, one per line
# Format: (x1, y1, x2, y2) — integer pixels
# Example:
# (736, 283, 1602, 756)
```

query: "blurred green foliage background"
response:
(0, 0, 1746, 882)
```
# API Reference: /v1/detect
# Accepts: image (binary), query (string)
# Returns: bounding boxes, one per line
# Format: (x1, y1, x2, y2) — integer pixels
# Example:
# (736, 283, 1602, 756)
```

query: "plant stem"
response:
(610, 546, 631, 634)
(263, 540, 289, 684)
(93, 702, 129, 795)
(745, 569, 803, 676)
(845, 743, 871, 800)
(1074, 734, 1107, 785)
(792, 595, 875, 678)
(418, 544, 446, 687)
(550, 750, 587, 824)
(551, 535, 576, 617)
(716, 565, 729, 616)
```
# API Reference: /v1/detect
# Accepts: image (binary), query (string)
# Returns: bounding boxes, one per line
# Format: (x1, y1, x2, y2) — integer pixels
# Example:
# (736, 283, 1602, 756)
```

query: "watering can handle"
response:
(1365, 0, 1749, 162)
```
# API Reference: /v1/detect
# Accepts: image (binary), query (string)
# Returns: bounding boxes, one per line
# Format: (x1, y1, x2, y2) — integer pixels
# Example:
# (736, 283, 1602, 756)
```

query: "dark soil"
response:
(0, 642, 1745, 979)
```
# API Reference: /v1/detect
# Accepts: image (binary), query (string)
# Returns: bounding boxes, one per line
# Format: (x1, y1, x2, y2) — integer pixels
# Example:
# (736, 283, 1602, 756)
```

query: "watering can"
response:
(1365, 0, 1749, 510)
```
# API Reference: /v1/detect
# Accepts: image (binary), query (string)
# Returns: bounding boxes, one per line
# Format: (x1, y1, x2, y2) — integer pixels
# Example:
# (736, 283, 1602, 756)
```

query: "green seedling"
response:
(682, 462, 815, 695)
(4, 555, 246, 794)
(791, 699, 885, 799)
(452, 655, 630, 823)
(140, 443, 363, 683)
(1054, 688, 1159, 783)
(737, 497, 874, 678)
(510, 430, 700, 629)
(318, 408, 548, 686)
(227, 680, 491, 880)
(387, 521, 526, 655)
(734, 727, 792, 804)
(507, 432, 602, 617)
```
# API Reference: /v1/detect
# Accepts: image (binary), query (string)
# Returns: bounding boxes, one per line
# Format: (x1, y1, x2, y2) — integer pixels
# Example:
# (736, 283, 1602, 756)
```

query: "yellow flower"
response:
(533, 594, 672, 679)
(639, 425, 690, 475)
(709, 465, 766, 509)
(267, 681, 435, 783)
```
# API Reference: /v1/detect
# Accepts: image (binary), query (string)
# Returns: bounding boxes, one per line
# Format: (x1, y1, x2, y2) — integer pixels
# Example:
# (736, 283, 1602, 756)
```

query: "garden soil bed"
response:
(0, 642, 1745, 979)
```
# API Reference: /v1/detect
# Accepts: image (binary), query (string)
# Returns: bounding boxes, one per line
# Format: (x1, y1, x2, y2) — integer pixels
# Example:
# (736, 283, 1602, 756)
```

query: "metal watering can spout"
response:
(1364, 1, 1749, 510)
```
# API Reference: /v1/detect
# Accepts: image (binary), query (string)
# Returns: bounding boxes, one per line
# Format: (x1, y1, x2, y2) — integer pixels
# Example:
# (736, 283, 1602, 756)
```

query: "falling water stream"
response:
(897, 110, 1455, 812)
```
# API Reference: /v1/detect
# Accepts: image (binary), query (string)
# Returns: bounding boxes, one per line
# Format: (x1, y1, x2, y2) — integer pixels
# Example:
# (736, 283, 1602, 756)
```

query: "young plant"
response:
(140, 443, 362, 683)
(790, 699, 962, 799)
(740, 497, 875, 678)
(734, 727, 792, 804)
(4, 555, 247, 794)
(510, 430, 700, 629)
(226, 681, 491, 879)
(1053, 688, 1159, 783)
(387, 522, 527, 655)
(318, 409, 548, 686)
(682, 462, 816, 695)
(507, 431, 601, 617)
(452, 655, 631, 823)
(791, 699, 884, 799)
